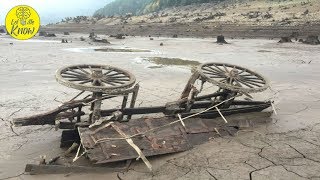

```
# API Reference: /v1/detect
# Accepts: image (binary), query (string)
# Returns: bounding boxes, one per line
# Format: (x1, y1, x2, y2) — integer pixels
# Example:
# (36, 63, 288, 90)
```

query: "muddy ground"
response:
(0, 33, 320, 180)
(43, 23, 320, 39)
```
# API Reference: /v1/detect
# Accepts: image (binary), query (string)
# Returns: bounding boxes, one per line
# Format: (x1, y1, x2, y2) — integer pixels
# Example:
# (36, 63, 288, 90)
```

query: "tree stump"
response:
(303, 35, 320, 45)
(61, 39, 68, 43)
(278, 37, 292, 43)
(216, 35, 228, 44)
(115, 34, 125, 39)
(89, 32, 96, 39)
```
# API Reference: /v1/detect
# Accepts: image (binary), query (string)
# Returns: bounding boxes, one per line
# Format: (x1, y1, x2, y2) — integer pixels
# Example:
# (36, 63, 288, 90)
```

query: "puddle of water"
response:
(143, 57, 200, 68)
(64, 47, 151, 53)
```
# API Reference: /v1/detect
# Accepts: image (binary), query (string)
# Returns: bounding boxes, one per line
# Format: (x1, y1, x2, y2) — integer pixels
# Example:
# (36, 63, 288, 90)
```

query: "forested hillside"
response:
(94, 0, 152, 16)
(94, 0, 225, 16)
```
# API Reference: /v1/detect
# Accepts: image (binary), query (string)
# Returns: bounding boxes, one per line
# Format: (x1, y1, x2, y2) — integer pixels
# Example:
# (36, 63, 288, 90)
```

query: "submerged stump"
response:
(278, 37, 292, 43)
(89, 32, 96, 39)
(303, 35, 320, 45)
(61, 39, 68, 43)
(216, 35, 228, 44)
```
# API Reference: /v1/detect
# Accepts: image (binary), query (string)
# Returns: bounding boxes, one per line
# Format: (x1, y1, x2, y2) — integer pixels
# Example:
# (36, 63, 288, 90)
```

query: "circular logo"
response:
(5, 5, 40, 40)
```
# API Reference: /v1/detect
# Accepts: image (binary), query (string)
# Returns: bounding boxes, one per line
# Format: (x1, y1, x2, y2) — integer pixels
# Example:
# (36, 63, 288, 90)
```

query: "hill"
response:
(94, 0, 225, 16)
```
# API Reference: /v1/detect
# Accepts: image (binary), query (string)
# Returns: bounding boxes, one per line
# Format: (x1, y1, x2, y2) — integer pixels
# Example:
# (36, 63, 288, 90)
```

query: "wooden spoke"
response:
(212, 64, 225, 73)
(222, 64, 230, 73)
(103, 69, 114, 75)
(237, 79, 254, 88)
(68, 69, 88, 77)
(77, 66, 90, 74)
(206, 66, 224, 74)
(203, 70, 224, 77)
(239, 79, 263, 87)
(79, 79, 92, 84)
(244, 79, 265, 84)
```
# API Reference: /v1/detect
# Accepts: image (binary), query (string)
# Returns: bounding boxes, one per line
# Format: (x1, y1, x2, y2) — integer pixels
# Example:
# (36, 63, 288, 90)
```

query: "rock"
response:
(173, 34, 178, 38)
(216, 35, 228, 44)
(302, 35, 320, 45)
(278, 37, 292, 43)
(263, 12, 273, 19)
(63, 32, 70, 35)
(160, 42, 164, 46)
(92, 38, 110, 44)
(0, 29, 6, 33)
(168, 17, 177, 23)
(110, 34, 125, 39)
(80, 37, 85, 41)
(150, 38, 154, 40)
(45, 33, 56, 37)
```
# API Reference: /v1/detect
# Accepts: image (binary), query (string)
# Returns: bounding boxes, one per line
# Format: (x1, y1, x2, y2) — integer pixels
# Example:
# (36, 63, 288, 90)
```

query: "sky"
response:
(0, 0, 113, 25)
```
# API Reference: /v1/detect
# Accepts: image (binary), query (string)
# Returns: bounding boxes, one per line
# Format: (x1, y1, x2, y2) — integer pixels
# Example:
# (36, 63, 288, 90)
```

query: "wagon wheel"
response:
(198, 62, 269, 93)
(56, 64, 136, 93)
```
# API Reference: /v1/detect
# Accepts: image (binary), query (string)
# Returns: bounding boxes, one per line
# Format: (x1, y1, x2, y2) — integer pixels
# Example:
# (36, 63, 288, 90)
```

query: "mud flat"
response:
(0, 34, 320, 179)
